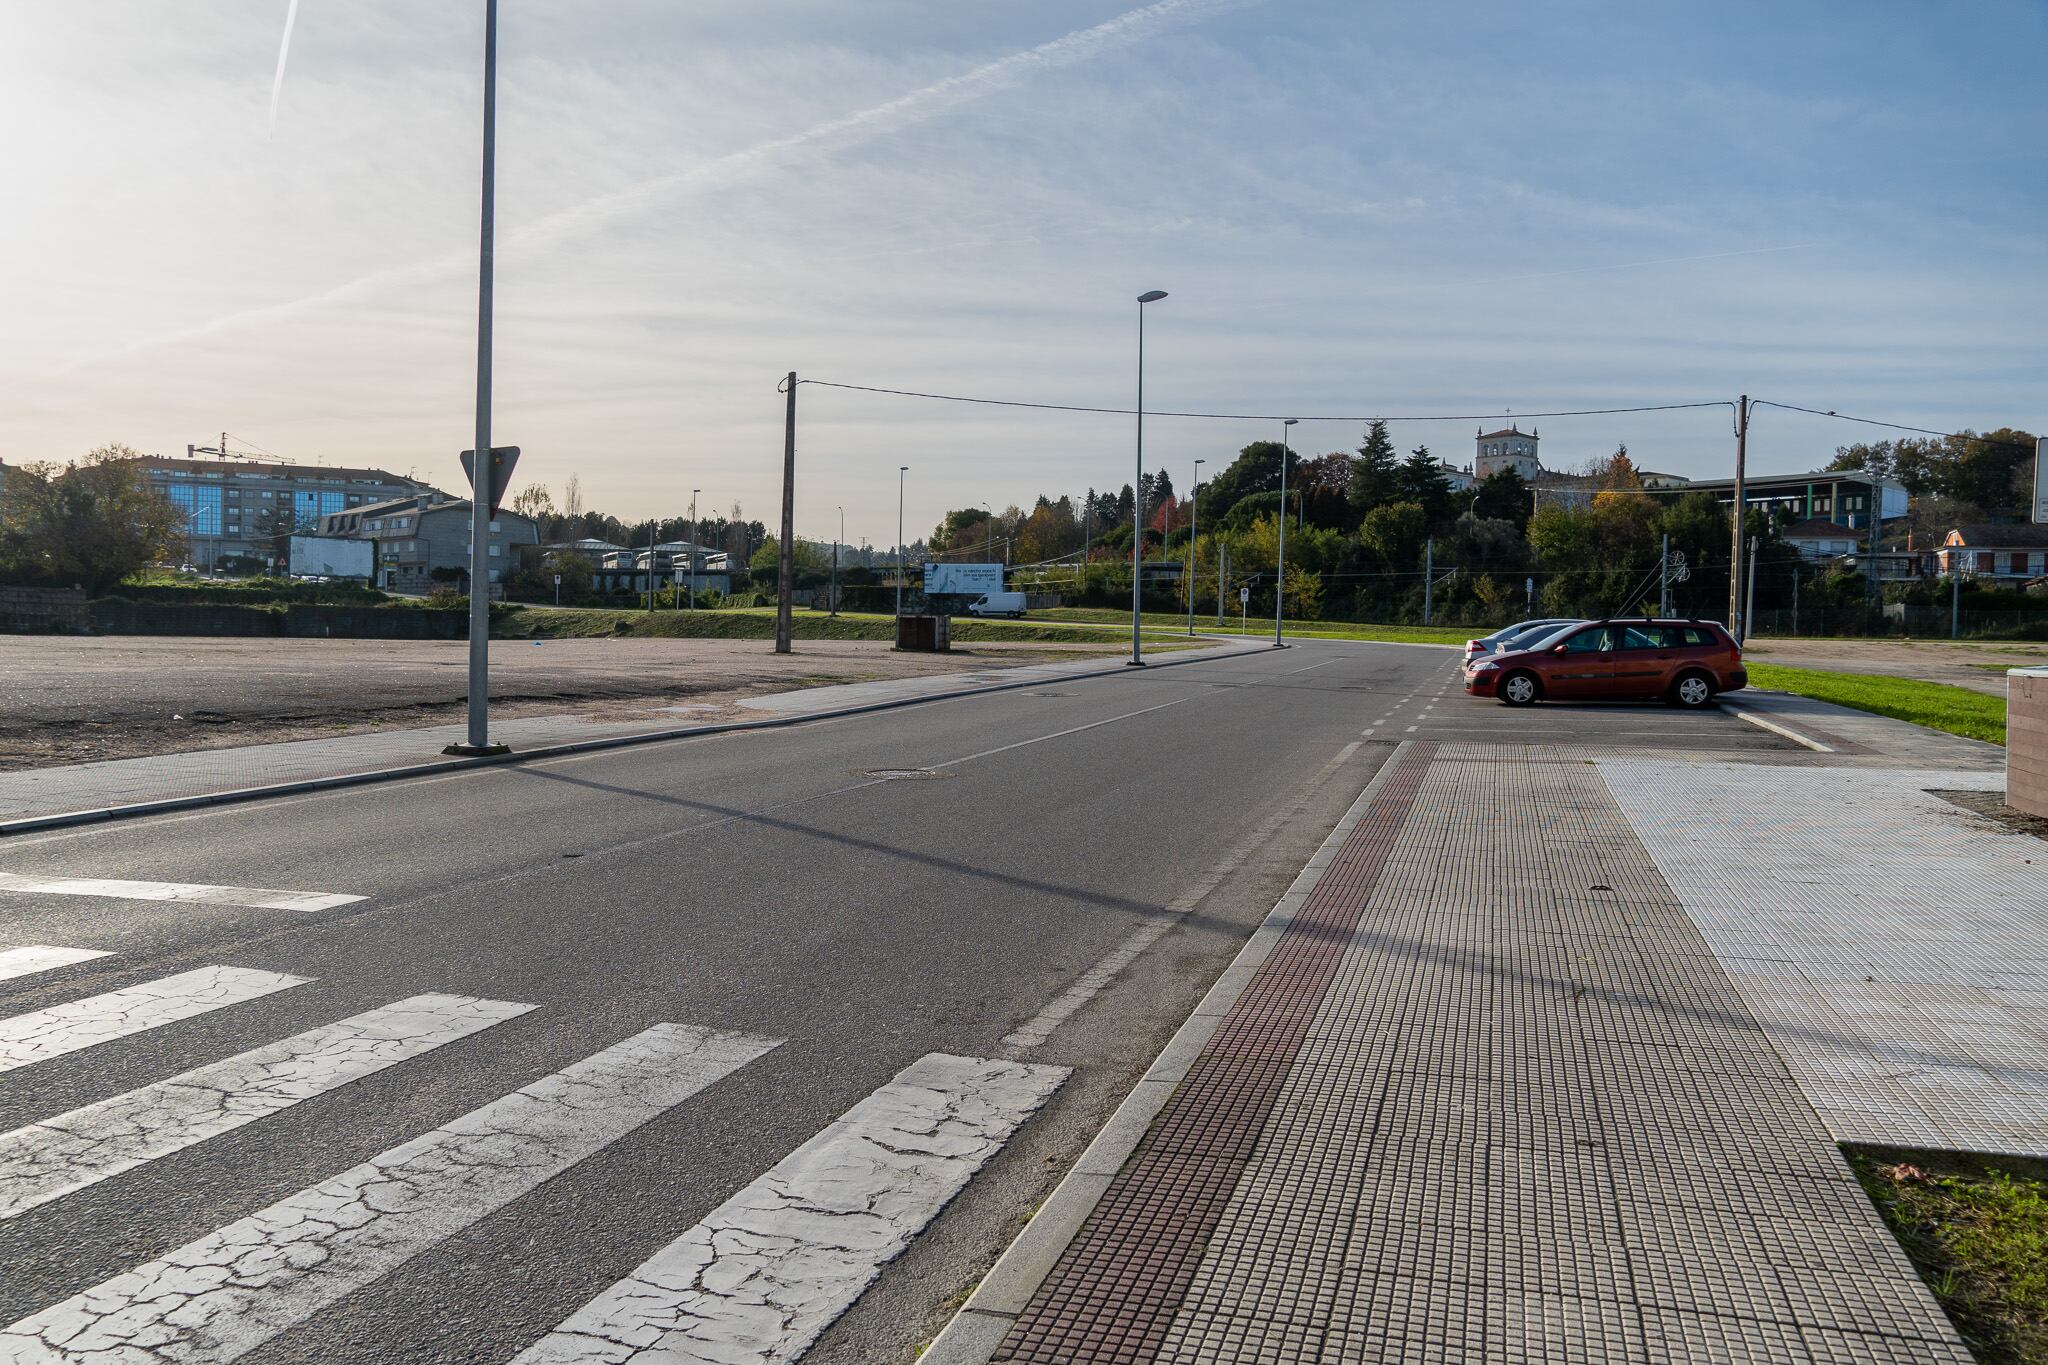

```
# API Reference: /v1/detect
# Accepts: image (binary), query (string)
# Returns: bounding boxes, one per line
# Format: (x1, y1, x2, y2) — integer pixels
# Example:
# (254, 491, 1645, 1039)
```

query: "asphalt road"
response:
(0, 641, 1792, 1363)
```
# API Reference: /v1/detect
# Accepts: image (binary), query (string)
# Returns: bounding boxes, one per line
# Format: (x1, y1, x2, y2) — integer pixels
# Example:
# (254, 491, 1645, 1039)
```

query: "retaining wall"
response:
(0, 586, 92, 633)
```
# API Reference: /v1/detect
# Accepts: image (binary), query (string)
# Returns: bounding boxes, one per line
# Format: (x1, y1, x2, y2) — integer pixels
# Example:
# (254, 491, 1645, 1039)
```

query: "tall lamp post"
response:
(1130, 289, 1168, 667)
(1186, 458, 1204, 636)
(896, 466, 909, 617)
(1275, 417, 1297, 649)
(687, 488, 699, 609)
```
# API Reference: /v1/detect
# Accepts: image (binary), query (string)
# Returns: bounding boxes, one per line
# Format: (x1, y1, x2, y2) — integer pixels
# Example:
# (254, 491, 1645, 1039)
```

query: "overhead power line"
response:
(796, 379, 1731, 424)
(1750, 401, 2038, 454)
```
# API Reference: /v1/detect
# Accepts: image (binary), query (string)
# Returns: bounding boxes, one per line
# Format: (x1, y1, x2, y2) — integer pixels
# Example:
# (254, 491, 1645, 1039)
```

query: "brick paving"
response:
(991, 743, 1972, 1364)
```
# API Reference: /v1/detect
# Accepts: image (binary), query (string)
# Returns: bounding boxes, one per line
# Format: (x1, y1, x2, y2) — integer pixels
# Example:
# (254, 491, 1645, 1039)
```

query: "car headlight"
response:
(1471, 659, 1498, 671)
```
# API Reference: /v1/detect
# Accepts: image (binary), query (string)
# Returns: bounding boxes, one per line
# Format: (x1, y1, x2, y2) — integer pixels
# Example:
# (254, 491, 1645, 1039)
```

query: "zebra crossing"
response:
(0, 947, 1069, 1363)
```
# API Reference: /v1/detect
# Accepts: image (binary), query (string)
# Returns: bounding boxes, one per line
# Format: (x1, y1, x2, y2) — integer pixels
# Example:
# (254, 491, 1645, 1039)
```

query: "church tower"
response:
(1475, 425, 1541, 479)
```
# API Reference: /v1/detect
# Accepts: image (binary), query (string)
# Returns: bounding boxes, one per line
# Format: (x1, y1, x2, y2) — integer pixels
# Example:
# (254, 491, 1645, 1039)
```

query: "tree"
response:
(1396, 445, 1455, 529)
(510, 484, 556, 524)
(1348, 420, 1400, 515)
(1472, 467, 1531, 531)
(0, 445, 185, 594)
(1359, 501, 1427, 571)
(1197, 442, 1283, 527)
(562, 475, 585, 520)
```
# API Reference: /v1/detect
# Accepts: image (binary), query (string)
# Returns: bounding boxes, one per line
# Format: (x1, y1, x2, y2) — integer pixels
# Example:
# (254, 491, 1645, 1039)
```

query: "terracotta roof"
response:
(1945, 524, 2048, 548)
(1476, 428, 1535, 441)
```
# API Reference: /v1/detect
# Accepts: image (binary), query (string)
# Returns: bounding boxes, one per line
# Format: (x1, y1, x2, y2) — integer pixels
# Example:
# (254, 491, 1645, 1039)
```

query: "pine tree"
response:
(1348, 419, 1400, 516)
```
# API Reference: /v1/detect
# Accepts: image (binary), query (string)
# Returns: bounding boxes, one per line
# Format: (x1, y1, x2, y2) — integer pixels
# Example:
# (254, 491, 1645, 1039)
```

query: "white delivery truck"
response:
(966, 591, 1028, 618)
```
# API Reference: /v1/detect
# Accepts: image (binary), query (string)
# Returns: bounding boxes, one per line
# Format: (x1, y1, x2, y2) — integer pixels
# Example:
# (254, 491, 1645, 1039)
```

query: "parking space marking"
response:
(0, 874, 364, 914)
(0, 947, 111, 984)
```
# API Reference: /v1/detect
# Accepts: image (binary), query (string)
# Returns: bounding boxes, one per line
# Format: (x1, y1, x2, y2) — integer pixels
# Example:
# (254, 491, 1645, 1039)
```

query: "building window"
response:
(1978, 552, 1995, 573)
(488, 544, 501, 557)
(489, 520, 501, 532)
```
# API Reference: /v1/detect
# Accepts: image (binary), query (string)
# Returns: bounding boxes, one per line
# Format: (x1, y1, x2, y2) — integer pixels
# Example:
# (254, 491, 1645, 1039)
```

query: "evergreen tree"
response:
(1397, 444, 1456, 529)
(1348, 419, 1400, 515)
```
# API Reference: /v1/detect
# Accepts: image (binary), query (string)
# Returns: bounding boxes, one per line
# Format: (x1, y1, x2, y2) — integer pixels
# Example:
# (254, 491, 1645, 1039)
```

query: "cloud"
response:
(53, 0, 1251, 376)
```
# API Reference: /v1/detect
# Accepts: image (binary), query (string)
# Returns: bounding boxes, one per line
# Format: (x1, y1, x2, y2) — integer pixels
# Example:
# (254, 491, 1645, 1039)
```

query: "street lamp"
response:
(1130, 289, 1168, 667)
(1186, 458, 1205, 637)
(897, 466, 909, 617)
(687, 488, 699, 609)
(1275, 418, 1297, 648)
(455, 0, 502, 755)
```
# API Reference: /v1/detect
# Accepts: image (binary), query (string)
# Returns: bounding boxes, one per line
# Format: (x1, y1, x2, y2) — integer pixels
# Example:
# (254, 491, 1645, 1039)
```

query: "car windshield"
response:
(1506, 622, 1584, 652)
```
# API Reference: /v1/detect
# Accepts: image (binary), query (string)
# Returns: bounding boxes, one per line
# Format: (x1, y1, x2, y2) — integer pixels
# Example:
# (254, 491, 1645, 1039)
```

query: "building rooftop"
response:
(134, 454, 422, 486)
(1476, 427, 1536, 441)
(1947, 524, 2048, 548)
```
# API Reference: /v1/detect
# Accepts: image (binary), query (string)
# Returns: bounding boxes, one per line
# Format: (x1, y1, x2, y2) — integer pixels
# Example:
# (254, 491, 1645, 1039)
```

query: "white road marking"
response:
(939, 699, 1187, 768)
(0, 993, 533, 1222)
(1405, 724, 1419, 733)
(513, 1052, 1067, 1365)
(1282, 658, 1337, 675)
(0, 1022, 779, 1364)
(0, 947, 110, 984)
(1358, 728, 1376, 737)
(0, 966, 307, 1075)
(0, 873, 362, 913)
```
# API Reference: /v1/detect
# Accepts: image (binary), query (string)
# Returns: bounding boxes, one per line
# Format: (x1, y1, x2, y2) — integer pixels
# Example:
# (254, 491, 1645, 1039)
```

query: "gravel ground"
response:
(1746, 637, 2048, 696)
(0, 635, 1139, 769)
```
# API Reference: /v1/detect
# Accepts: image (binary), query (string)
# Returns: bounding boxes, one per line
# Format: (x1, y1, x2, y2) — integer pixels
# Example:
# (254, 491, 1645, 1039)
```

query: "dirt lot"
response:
(1745, 637, 2048, 696)
(0, 635, 1144, 769)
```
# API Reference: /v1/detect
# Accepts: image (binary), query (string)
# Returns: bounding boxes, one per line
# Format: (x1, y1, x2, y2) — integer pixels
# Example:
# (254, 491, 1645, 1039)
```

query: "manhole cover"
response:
(860, 768, 952, 780)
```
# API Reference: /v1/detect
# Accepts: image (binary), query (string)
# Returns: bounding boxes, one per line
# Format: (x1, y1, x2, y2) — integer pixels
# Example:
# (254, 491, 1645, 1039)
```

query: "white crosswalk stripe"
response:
(0, 992, 534, 1222)
(0, 966, 307, 1075)
(0, 1022, 780, 1365)
(515, 1052, 1067, 1365)
(0, 947, 110, 984)
(0, 873, 363, 913)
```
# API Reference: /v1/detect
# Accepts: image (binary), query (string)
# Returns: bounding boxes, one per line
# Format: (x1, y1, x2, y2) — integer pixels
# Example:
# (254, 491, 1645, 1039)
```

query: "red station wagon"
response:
(1463, 618, 1747, 708)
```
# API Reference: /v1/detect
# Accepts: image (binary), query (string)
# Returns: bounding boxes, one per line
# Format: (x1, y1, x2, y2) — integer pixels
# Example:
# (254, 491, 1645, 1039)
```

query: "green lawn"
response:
(494, 605, 1197, 648)
(1745, 662, 2007, 745)
(1850, 1147, 2048, 1364)
(1024, 606, 1471, 646)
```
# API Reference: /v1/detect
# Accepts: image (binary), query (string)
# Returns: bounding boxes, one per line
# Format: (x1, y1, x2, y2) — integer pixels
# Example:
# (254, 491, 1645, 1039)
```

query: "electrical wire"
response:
(795, 378, 1733, 425)
(1750, 401, 2037, 454)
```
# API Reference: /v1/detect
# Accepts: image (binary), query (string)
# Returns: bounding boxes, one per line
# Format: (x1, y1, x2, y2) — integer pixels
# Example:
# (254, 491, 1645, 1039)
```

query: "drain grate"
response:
(860, 768, 952, 780)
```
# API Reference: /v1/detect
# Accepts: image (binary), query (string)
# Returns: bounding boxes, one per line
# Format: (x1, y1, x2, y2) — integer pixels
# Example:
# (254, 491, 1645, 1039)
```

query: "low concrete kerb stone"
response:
(0, 643, 1268, 837)
(1723, 699, 1837, 753)
(919, 740, 1415, 1365)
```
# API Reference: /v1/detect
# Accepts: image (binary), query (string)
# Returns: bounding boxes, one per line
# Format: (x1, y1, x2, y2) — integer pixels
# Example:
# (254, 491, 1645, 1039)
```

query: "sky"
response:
(2, 0, 2044, 548)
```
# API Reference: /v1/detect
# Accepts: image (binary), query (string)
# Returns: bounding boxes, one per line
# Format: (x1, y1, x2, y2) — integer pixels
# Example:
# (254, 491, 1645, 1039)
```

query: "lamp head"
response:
(1137, 290, 1168, 304)
(1283, 418, 1299, 427)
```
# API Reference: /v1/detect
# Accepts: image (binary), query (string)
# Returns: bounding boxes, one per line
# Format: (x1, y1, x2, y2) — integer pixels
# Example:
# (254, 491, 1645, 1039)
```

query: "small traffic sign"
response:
(1239, 586, 1251, 605)
(552, 573, 562, 585)
(459, 445, 521, 516)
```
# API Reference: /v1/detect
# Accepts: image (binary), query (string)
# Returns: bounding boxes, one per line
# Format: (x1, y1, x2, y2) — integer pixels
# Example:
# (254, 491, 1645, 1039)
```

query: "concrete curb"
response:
(921, 741, 1414, 1364)
(1723, 699, 1837, 753)
(0, 644, 1268, 837)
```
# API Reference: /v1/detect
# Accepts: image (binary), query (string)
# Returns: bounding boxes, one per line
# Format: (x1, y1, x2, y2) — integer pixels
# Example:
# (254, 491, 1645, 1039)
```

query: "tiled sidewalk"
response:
(956, 744, 1970, 1364)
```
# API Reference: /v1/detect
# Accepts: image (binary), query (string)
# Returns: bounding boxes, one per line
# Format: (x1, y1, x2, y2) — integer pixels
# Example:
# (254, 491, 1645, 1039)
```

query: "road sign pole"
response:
(776, 371, 796, 654)
(455, 0, 501, 756)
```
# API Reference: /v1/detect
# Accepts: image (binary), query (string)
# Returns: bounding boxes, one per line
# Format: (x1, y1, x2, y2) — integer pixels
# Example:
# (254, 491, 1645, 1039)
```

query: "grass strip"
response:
(1745, 662, 2007, 745)
(1849, 1146, 2048, 1365)
(1024, 606, 1470, 645)
(494, 606, 1196, 647)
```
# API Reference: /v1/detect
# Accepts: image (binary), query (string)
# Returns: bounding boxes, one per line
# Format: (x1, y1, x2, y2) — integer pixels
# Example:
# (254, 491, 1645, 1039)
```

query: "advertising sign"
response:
(2034, 437, 2048, 524)
(923, 562, 1004, 597)
(287, 535, 374, 579)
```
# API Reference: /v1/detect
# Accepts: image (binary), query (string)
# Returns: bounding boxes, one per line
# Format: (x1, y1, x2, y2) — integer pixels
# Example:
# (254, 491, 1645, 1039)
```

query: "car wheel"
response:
(1669, 671, 1714, 708)
(1500, 671, 1541, 707)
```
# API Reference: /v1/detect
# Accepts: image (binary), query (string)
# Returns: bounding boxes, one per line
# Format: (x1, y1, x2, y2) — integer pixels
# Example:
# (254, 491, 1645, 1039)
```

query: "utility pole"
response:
(1952, 571, 1961, 639)
(1275, 418, 1297, 648)
(1131, 289, 1167, 667)
(1729, 395, 1749, 640)
(1423, 537, 1434, 625)
(1660, 533, 1671, 617)
(1081, 490, 1092, 599)
(831, 504, 841, 617)
(1744, 535, 1759, 640)
(687, 488, 699, 609)
(1218, 542, 1228, 628)
(1791, 560, 1799, 635)
(1186, 458, 1204, 636)
(452, 0, 501, 755)
(896, 466, 908, 618)
(775, 371, 796, 654)
(645, 520, 655, 611)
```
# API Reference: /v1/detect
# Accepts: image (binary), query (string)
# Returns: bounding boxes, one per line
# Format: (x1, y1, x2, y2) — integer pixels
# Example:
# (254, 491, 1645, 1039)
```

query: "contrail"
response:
(59, 0, 1242, 374)
(268, 0, 301, 140)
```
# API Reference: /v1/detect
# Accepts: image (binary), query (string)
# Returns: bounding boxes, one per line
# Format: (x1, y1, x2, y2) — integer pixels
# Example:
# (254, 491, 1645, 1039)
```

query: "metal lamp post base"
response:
(442, 742, 512, 757)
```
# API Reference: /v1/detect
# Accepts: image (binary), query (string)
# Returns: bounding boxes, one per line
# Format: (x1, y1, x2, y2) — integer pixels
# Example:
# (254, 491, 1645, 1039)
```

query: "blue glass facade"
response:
(166, 484, 222, 535)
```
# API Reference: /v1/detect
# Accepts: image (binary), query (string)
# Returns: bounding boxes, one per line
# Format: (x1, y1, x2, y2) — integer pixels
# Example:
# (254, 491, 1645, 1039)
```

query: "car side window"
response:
(1679, 627, 1713, 647)
(1618, 625, 1669, 650)
(1561, 626, 1612, 653)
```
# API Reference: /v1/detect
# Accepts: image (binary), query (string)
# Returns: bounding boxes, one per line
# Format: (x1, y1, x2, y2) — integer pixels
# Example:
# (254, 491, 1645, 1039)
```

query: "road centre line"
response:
(0, 1022, 780, 1365)
(1282, 658, 1339, 675)
(0, 992, 534, 1221)
(0, 873, 363, 913)
(0, 946, 110, 983)
(936, 699, 1189, 769)
(0, 966, 307, 1075)
(513, 1052, 1066, 1365)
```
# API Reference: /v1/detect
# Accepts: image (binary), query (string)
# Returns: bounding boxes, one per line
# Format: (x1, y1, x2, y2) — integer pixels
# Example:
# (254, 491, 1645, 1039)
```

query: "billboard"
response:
(2036, 437, 2048, 524)
(923, 562, 1004, 597)
(288, 535, 375, 579)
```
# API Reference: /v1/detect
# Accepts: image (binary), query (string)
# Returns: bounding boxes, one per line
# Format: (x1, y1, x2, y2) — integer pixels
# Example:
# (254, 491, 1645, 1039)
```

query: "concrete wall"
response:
(284, 605, 464, 639)
(0, 586, 92, 633)
(2011, 668, 2048, 818)
(91, 601, 281, 636)
(87, 601, 466, 639)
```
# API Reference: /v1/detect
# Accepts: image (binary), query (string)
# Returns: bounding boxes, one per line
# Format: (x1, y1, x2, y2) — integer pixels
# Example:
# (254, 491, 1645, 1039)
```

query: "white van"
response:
(966, 591, 1028, 619)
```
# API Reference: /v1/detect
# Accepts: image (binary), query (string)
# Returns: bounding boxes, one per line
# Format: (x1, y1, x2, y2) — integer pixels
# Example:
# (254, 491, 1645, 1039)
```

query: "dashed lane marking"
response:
(0, 1022, 780, 1364)
(0, 946, 110, 984)
(513, 1052, 1067, 1365)
(0, 873, 364, 913)
(0, 966, 306, 1075)
(0, 993, 534, 1222)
